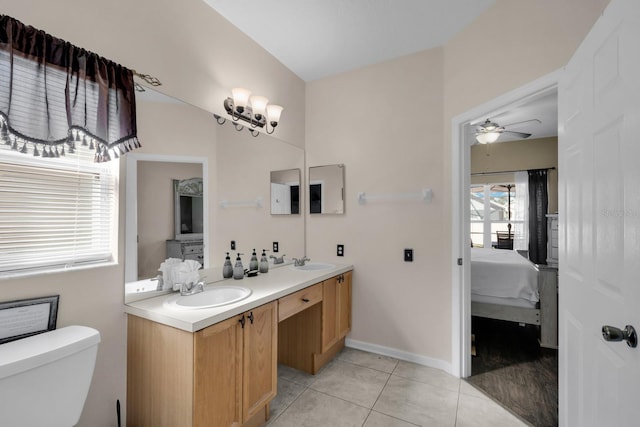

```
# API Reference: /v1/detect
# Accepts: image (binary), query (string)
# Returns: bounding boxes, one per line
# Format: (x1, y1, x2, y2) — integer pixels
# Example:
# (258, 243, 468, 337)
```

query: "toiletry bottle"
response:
(233, 253, 244, 280)
(249, 248, 259, 271)
(259, 249, 269, 273)
(223, 252, 233, 278)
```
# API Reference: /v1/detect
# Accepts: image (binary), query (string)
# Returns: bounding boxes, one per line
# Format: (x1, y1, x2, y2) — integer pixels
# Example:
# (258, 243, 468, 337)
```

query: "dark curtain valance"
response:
(0, 15, 140, 162)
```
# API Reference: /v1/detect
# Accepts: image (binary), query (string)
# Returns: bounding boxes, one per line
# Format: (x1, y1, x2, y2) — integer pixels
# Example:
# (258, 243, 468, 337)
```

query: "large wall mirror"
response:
(125, 87, 305, 302)
(309, 164, 345, 214)
(270, 169, 301, 215)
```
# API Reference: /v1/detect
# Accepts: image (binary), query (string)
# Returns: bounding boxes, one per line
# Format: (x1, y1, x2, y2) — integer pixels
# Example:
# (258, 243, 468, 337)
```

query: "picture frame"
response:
(0, 295, 60, 344)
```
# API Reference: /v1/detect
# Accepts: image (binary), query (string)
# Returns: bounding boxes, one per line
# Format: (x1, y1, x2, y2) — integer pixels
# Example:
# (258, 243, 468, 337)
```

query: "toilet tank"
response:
(0, 325, 101, 427)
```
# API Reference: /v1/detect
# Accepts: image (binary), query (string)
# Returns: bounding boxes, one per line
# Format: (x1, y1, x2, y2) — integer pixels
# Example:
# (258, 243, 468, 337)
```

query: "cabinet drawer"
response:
(183, 244, 203, 254)
(278, 283, 322, 322)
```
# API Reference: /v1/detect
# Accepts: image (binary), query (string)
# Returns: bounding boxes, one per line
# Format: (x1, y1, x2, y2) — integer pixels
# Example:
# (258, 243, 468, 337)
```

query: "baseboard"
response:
(345, 338, 455, 377)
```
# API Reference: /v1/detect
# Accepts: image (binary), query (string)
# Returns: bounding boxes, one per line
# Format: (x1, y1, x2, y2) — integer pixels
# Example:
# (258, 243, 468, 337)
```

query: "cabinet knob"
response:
(248, 312, 254, 324)
(239, 316, 245, 328)
(302, 298, 310, 303)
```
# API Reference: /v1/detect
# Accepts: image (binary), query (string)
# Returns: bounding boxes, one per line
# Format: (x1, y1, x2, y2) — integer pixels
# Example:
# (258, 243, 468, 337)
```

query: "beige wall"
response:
(137, 161, 203, 279)
(471, 137, 559, 213)
(214, 122, 305, 262)
(306, 47, 449, 363)
(305, 0, 608, 368)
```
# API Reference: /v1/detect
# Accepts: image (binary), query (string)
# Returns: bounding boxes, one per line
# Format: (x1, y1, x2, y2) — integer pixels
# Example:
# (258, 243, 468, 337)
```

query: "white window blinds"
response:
(0, 150, 116, 275)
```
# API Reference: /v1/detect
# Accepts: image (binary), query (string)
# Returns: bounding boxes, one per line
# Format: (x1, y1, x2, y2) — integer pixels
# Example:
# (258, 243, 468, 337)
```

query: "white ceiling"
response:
(204, 0, 495, 82)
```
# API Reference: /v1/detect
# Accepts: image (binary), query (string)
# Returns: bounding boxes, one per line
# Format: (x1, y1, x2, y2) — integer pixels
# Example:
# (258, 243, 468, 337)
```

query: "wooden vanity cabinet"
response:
(279, 271, 352, 375)
(321, 272, 352, 351)
(127, 301, 277, 427)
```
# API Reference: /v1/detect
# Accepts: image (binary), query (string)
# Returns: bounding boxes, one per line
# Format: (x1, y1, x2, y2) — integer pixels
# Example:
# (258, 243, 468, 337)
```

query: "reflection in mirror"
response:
(270, 169, 301, 215)
(309, 164, 345, 214)
(174, 177, 204, 239)
(125, 86, 305, 303)
(126, 156, 208, 284)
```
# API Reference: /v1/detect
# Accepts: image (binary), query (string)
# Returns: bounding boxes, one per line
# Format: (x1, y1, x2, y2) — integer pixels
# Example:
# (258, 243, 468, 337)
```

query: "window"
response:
(470, 183, 520, 249)
(0, 149, 117, 276)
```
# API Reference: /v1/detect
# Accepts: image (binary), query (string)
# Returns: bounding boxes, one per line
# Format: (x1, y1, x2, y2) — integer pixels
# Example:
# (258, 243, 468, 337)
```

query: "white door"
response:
(559, 1, 640, 426)
(271, 183, 291, 214)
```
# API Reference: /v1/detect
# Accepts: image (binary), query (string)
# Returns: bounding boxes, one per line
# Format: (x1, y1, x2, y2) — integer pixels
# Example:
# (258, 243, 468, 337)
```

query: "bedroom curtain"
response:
(513, 171, 529, 251)
(0, 15, 140, 162)
(527, 169, 548, 264)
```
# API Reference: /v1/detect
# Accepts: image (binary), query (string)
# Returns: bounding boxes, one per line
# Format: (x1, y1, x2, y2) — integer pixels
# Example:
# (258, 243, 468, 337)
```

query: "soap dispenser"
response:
(222, 252, 233, 279)
(249, 248, 259, 272)
(233, 253, 245, 280)
(259, 249, 269, 274)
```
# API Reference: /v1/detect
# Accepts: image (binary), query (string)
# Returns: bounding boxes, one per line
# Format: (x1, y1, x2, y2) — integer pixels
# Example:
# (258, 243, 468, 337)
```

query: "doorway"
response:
(450, 71, 561, 424)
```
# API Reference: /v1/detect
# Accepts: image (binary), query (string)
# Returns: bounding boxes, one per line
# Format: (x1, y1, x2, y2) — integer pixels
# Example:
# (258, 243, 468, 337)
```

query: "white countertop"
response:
(124, 263, 353, 332)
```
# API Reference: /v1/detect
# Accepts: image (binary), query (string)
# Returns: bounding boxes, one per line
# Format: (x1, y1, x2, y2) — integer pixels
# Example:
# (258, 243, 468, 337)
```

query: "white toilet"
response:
(0, 325, 101, 427)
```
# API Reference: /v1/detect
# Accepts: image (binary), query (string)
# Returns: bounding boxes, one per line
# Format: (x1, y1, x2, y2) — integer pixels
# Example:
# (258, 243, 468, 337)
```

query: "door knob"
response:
(602, 325, 637, 348)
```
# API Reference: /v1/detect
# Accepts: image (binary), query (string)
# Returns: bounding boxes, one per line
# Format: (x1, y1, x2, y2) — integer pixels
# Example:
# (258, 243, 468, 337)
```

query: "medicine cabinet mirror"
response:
(309, 164, 345, 214)
(270, 169, 301, 215)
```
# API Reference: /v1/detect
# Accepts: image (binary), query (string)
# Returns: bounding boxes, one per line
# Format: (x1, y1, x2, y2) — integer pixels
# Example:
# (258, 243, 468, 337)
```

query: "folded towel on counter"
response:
(173, 260, 202, 291)
(158, 258, 202, 291)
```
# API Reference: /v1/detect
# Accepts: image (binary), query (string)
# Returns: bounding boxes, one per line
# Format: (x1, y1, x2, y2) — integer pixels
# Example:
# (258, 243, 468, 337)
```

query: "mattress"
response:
(471, 248, 539, 304)
(471, 294, 538, 309)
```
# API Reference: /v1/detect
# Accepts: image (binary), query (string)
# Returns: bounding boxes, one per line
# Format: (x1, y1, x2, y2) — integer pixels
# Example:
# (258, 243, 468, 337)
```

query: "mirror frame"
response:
(125, 153, 210, 284)
(174, 177, 204, 240)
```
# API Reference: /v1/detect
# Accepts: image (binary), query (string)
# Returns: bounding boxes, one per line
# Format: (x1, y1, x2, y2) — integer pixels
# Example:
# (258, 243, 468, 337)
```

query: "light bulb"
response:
(266, 104, 283, 124)
(231, 88, 251, 111)
(250, 96, 269, 118)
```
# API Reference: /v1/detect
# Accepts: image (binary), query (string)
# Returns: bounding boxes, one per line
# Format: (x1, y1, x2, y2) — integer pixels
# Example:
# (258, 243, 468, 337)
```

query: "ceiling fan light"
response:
(476, 132, 500, 144)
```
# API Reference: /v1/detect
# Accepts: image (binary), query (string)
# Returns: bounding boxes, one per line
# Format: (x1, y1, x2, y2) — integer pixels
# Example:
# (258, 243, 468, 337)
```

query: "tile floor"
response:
(268, 347, 530, 427)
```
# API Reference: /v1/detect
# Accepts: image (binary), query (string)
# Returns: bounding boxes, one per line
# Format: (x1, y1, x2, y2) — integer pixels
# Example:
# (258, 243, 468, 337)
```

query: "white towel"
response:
(159, 258, 182, 291)
(172, 259, 203, 291)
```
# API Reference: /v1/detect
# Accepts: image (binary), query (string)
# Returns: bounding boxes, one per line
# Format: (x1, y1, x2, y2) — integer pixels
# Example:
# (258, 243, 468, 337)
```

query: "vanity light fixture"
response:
(215, 87, 284, 137)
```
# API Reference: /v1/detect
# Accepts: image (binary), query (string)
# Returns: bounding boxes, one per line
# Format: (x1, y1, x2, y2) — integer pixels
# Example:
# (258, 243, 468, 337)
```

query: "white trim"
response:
(124, 153, 210, 284)
(450, 69, 562, 378)
(345, 338, 454, 376)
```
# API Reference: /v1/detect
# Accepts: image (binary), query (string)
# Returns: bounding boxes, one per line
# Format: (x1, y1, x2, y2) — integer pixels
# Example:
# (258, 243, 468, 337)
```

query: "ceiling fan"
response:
(473, 118, 541, 144)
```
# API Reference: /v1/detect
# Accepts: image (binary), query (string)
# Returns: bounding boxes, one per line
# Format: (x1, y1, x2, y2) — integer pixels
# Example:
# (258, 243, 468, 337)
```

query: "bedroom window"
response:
(0, 149, 117, 277)
(470, 184, 520, 249)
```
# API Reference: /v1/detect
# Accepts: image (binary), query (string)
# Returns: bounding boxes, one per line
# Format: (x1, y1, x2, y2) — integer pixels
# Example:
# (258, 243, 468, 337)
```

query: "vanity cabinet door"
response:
(321, 276, 340, 352)
(194, 315, 243, 427)
(337, 272, 352, 339)
(242, 301, 278, 423)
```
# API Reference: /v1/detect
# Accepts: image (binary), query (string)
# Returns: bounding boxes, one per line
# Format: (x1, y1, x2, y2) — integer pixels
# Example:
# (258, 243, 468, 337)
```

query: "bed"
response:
(471, 248, 558, 348)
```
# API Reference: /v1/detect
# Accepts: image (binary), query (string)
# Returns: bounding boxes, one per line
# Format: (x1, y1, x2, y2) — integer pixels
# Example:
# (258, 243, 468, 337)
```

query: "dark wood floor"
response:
(467, 317, 558, 427)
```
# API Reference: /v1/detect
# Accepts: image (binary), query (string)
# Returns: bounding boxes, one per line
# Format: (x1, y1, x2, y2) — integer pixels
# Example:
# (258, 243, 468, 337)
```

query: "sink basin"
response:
(164, 286, 252, 310)
(290, 262, 336, 271)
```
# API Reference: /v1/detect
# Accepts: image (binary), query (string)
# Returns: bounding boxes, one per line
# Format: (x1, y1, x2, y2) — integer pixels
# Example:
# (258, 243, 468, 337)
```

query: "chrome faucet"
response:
(292, 256, 310, 267)
(151, 273, 164, 291)
(270, 254, 286, 265)
(180, 281, 205, 296)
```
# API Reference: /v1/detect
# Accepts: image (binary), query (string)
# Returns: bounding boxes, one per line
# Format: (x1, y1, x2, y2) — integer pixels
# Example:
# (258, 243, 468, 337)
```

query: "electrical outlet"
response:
(273, 241, 279, 253)
(230, 240, 236, 250)
(404, 248, 413, 262)
(337, 244, 344, 257)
